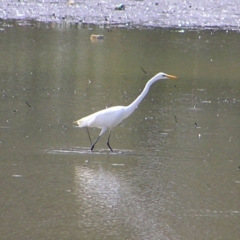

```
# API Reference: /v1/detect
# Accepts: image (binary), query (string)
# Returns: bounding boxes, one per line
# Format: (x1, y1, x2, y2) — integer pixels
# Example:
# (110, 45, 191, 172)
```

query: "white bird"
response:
(74, 72, 178, 152)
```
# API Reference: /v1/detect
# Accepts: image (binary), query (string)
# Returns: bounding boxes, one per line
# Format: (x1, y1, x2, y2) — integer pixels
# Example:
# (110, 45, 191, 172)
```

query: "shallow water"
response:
(0, 21, 240, 240)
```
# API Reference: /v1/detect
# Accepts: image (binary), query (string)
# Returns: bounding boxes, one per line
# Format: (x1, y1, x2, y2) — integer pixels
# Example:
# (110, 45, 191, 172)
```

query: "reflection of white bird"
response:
(74, 72, 177, 152)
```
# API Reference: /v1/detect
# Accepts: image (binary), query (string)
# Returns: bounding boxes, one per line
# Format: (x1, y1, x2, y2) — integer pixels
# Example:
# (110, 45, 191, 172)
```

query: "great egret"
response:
(74, 72, 177, 152)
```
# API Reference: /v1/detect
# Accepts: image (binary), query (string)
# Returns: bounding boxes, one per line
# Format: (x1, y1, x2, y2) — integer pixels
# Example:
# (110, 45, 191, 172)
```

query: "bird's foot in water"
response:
(90, 144, 95, 152)
(107, 142, 113, 152)
(90, 144, 113, 152)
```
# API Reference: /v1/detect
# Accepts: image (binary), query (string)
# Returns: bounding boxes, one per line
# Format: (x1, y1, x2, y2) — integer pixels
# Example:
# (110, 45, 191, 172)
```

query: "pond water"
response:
(0, 21, 240, 240)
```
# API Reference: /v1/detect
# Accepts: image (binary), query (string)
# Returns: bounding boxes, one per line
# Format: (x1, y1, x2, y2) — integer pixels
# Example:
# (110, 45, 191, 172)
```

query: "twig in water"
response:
(141, 66, 147, 75)
(174, 115, 177, 124)
(25, 101, 32, 108)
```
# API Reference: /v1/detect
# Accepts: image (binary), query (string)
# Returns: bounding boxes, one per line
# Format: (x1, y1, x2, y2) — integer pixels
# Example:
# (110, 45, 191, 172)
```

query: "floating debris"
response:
(90, 34, 104, 42)
(114, 4, 125, 10)
(67, 0, 75, 5)
(12, 175, 23, 178)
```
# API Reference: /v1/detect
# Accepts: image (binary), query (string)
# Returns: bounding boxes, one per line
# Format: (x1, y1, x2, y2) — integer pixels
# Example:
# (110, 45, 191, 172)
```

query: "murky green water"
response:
(1, 21, 240, 240)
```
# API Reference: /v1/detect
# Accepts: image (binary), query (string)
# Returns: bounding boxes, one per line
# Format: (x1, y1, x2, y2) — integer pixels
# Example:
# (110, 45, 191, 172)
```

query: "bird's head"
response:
(155, 72, 178, 80)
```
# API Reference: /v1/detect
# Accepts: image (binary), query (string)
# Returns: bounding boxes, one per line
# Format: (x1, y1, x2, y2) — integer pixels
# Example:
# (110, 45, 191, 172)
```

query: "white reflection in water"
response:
(75, 166, 120, 208)
(74, 164, 177, 239)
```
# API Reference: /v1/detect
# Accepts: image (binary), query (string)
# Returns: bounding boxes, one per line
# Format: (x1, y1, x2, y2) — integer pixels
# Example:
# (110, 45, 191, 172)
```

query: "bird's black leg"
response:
(90, 127, 108, 152)
(86, 127, 100, 151)
(86, 127, 92, 146)
(91, 136, 100, 151)
(107, 131, 113, 152)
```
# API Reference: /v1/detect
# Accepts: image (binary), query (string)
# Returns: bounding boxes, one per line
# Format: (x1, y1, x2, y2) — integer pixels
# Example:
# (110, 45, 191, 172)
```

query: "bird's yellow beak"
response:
(166, 74, 178, 79)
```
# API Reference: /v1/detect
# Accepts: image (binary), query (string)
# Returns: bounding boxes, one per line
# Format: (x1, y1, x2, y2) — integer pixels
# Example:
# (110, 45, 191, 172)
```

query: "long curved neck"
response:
(125, 76, 160, 117)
